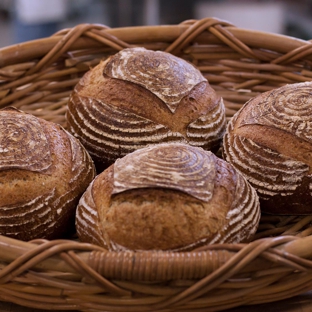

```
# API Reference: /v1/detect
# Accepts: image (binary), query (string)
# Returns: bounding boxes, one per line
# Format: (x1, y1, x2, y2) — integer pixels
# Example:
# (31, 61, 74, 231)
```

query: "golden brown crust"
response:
(0, 107, 96, 240)
(223, 81, 312, 214)
(111, 142, 217, 201)
(78, 63, 219, 136)
(102, 47, 208, 112)
(66, 47, 226, 171)
(76, 143, 260, 251)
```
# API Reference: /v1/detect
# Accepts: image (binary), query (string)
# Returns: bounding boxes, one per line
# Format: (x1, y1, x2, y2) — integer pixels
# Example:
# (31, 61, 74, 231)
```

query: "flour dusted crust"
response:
(0, 109, 51, 172)
(0, 107, 96, 240)
(76, 143, 260, 251)
(223, 82, 312, 214)
(112, 143, 216, 202)
(104, 47, 206, 112)
(66, 47, 226, 171)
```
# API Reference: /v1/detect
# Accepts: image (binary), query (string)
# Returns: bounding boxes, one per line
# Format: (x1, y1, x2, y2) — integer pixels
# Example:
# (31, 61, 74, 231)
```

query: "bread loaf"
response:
(0, 107, 95, 240)
(223, 81, 312, 214)
(66, 47, 226, 172)
(76, 142, 260, 251)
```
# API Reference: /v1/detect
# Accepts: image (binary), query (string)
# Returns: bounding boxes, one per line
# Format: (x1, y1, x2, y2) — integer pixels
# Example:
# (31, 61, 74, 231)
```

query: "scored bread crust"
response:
(223, 81, 312, 214)
(66, 47, 226, 171)
(76, 143, 260, 251)
(0, 107, 96, 240)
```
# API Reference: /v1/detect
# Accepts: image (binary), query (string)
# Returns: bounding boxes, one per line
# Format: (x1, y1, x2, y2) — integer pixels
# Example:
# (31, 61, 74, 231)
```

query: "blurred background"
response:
(0, 0, 312, 48)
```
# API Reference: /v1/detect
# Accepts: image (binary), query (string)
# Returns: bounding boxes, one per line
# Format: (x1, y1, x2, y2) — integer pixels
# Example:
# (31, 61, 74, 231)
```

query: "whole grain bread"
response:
(76, 142, 260, 251)
(66, 47, 226, 172)
(0, 107, 95, 240)
(223, 81, 312, 214)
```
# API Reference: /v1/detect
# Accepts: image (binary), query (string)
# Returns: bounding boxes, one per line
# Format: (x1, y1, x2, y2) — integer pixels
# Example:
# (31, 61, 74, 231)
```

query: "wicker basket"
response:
(1, 17, 312, 311)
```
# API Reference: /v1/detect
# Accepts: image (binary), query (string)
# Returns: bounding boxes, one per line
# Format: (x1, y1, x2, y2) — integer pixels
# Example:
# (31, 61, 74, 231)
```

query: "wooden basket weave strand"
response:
(1, 17, 312, 311)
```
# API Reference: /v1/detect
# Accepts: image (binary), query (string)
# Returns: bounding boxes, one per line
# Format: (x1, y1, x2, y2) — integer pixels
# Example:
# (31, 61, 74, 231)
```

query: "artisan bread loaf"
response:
(0, 107, 95, 240)
(223, 81, 312, 215)
(66, 47, 226, 172)
(76, 142, 260, 251)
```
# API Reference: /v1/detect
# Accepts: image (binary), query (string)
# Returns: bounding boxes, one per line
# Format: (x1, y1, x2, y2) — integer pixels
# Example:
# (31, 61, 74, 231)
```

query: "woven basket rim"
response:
(0, 18, 310, 67)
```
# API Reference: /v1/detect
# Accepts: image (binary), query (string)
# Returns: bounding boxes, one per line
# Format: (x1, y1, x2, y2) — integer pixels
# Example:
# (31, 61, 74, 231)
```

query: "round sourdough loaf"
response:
(76, 142, 260, 251)
(0, 107, 96, 241)
(223, 81, 312, 215)
(66, 47, 226, 172)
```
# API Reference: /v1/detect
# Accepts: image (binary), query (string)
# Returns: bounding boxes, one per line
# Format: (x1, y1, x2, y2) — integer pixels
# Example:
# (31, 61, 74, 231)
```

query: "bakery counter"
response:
(1, 291, 312, 312)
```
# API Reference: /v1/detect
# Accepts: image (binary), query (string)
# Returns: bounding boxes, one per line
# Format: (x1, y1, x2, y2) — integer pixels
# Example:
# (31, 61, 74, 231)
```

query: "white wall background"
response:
(194, 1, 286, 34)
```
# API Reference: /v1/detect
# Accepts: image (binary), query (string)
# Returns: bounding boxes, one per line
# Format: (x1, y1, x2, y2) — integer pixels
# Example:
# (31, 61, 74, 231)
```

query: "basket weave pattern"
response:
(1, 18, 312, 311)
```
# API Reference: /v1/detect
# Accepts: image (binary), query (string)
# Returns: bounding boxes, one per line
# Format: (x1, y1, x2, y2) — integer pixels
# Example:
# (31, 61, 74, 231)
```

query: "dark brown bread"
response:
(0, 107, 96, 240)
(76, 142, 260, 251)
(223, 81, 312, 215)
(66, 47, 226, 172)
